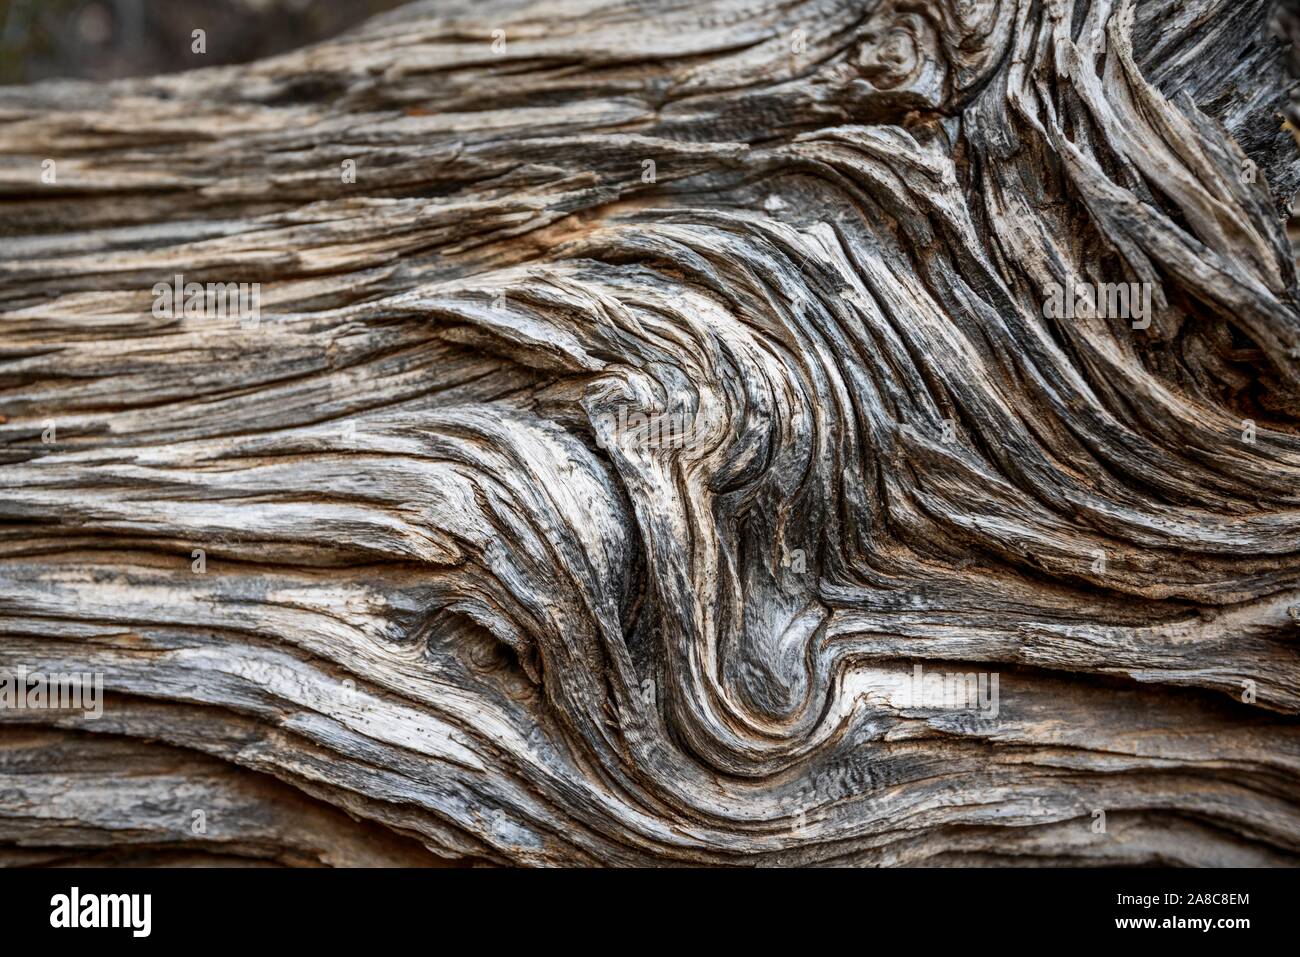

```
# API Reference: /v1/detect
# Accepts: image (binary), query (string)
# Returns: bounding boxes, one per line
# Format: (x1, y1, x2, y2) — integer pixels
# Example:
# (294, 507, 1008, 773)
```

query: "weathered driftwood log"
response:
(1, 0, 1300, 866)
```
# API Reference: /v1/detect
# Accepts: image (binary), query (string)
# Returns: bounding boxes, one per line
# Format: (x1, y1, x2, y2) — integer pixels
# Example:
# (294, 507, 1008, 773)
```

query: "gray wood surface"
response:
(2, 0, 1300, 866)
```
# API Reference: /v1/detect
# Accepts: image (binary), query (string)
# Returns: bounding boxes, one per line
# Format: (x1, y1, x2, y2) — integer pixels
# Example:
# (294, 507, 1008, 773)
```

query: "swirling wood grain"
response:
(2, 0, 1299, 866)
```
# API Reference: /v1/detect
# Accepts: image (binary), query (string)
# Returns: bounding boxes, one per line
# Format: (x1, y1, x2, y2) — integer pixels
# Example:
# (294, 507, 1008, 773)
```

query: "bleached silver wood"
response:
(1, 0, 1300, 865)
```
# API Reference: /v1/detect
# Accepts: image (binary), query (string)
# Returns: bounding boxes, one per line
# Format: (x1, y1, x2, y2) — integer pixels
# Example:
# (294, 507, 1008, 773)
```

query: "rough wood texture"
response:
(2, 0, 1300, 866)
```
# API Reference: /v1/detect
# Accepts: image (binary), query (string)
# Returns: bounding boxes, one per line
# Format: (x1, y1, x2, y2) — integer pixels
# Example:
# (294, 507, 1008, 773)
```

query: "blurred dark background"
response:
(0, 0, 408, 84)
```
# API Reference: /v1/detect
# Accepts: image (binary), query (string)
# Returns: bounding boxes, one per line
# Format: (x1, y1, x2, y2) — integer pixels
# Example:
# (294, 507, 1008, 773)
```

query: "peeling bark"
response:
(2, 0, 1300, 866)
